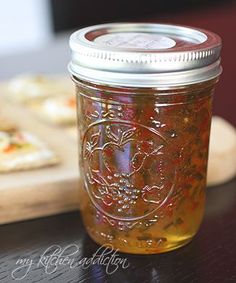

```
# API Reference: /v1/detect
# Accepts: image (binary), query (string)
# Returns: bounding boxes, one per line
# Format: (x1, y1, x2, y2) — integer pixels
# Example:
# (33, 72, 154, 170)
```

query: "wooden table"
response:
(0, 22, 236, 282)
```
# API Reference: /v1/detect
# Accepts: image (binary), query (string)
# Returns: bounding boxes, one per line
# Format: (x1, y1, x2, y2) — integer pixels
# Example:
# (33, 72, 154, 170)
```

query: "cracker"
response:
(5, 74, 74, 104)
(0, 130, 59, 173)
(30, 95, 76, 125)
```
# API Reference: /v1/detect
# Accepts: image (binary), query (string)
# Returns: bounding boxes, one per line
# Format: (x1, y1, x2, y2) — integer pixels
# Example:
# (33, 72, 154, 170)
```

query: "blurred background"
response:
(0, 0, 235, 124)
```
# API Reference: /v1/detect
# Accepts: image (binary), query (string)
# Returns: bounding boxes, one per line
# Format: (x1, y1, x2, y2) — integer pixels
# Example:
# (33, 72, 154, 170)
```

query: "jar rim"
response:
(69, 23, 222, 87)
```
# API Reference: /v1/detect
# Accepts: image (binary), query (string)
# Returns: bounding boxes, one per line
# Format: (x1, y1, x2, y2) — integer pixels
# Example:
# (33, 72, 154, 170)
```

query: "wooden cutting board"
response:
(0, 94, 82, 225)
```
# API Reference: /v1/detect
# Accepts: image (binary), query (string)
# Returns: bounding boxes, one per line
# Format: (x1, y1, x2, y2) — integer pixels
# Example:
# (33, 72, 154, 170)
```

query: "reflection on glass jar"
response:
(69, 23, 222, 253)
(74, 79, 217, 253)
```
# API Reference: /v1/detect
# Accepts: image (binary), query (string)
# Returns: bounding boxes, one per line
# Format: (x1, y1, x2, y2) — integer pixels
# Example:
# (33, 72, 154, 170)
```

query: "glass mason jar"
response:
(69, 23, 222, 254)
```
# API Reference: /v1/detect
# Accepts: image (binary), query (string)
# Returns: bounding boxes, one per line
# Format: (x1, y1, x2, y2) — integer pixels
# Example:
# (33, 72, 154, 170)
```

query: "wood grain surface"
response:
(0, 177, 235, 283)
(0, 94, 81, 224)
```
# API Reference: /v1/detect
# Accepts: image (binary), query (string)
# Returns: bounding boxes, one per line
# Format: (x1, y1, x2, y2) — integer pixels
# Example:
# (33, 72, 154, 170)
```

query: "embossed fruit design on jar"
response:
(69, 23, 222, 254)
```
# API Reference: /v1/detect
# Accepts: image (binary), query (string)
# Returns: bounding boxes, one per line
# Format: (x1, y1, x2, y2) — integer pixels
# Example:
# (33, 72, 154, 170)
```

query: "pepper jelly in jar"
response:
(69, 23, 222, 254)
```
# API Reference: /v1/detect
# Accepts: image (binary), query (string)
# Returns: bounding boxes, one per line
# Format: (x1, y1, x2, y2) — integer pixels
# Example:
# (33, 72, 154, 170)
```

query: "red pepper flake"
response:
(66, 97, 76, 108)
(15, 133, 25, 142)
(191, 201, 199, 210)
(166, 203, 174, 217)
(3, 144, 16, 153)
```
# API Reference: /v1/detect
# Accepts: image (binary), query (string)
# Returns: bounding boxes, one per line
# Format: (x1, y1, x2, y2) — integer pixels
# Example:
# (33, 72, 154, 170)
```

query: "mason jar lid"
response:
(69, 23, 222, 87)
